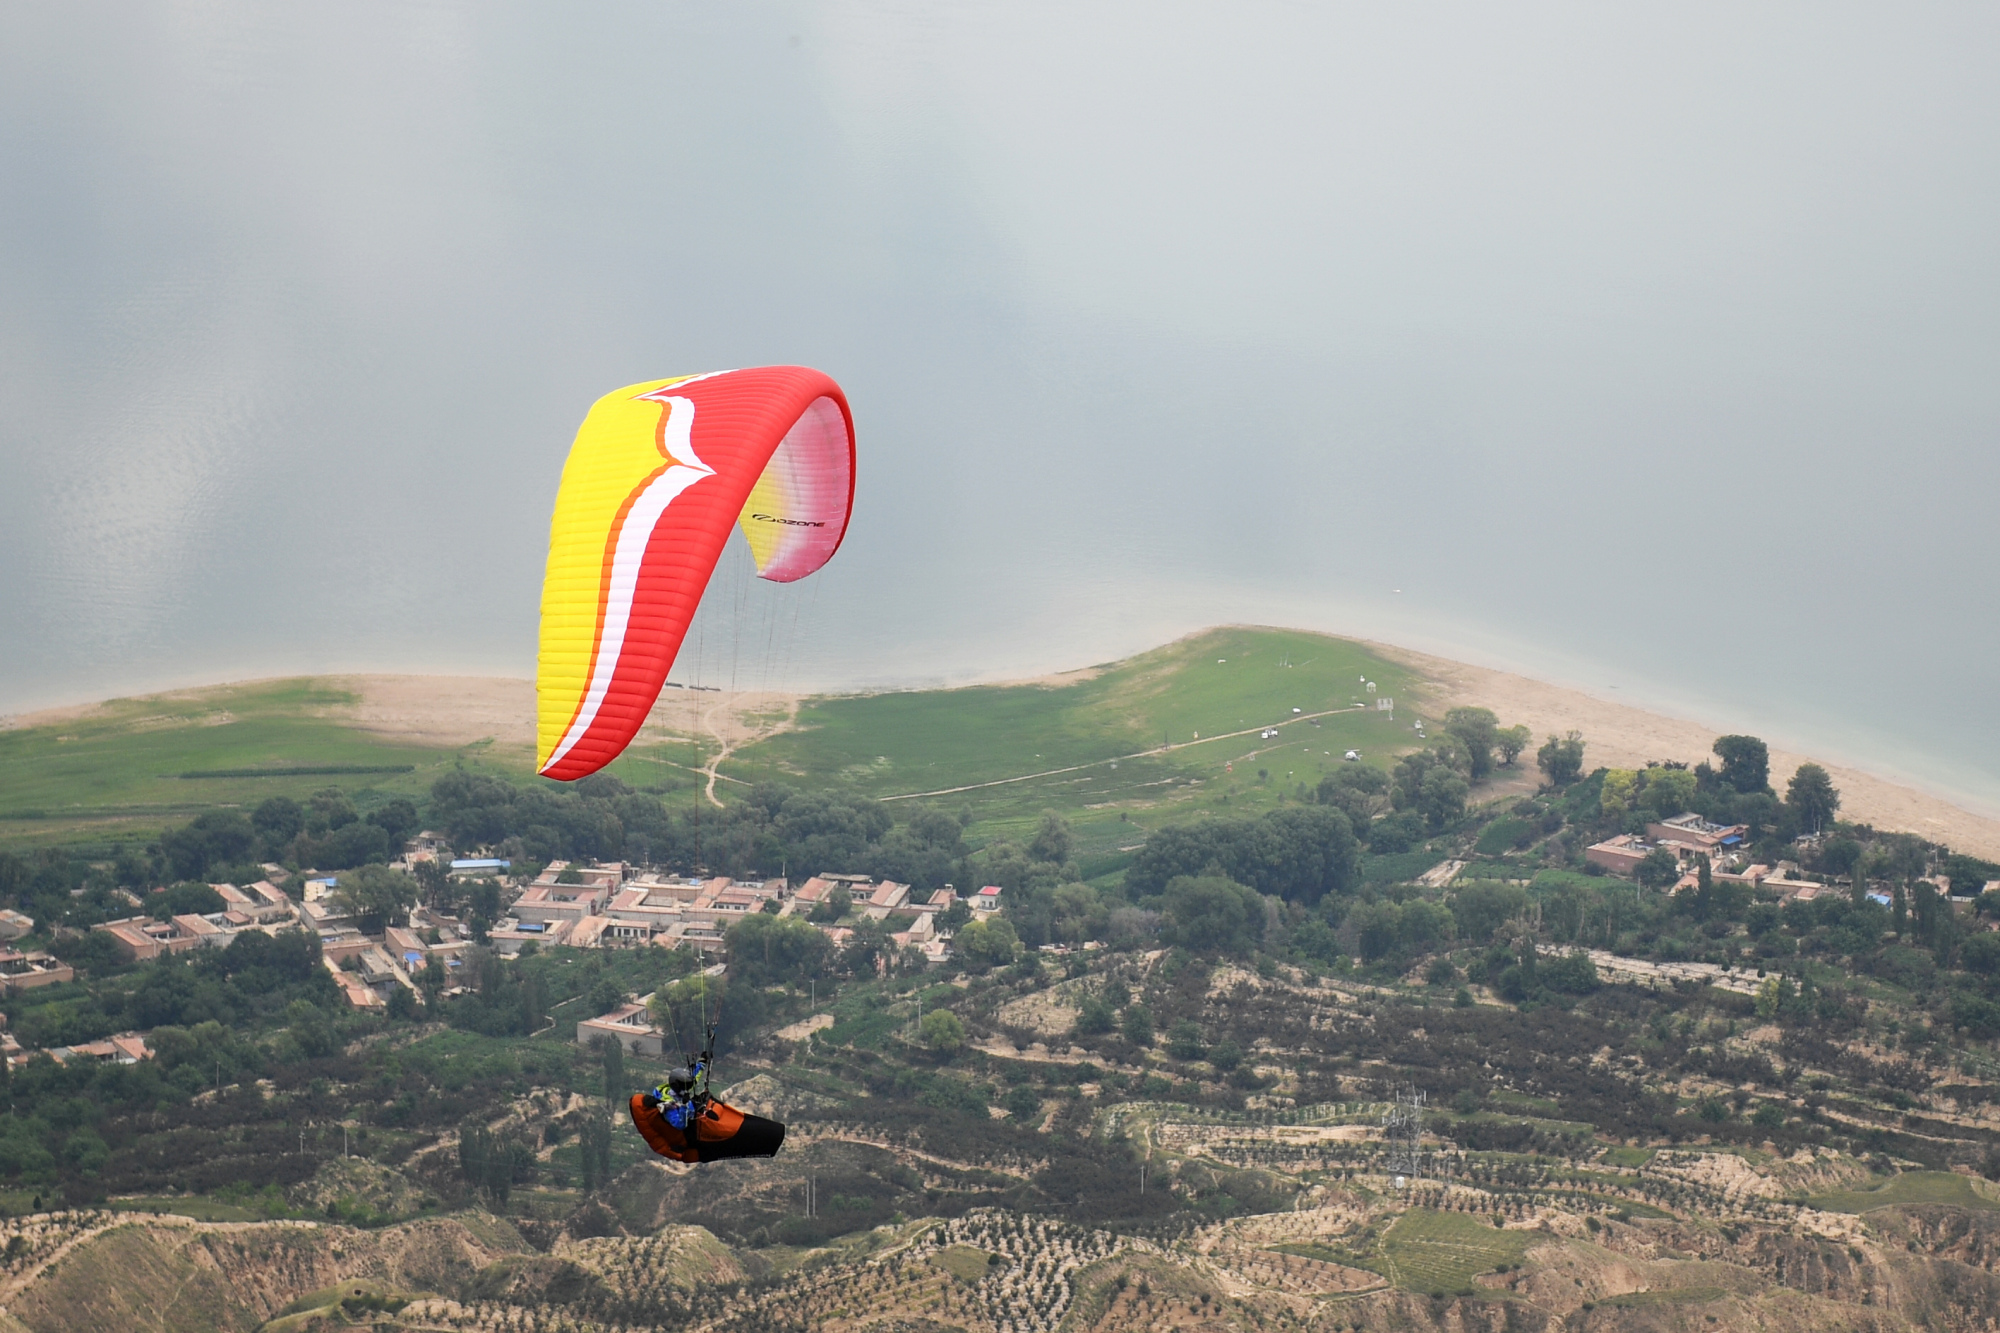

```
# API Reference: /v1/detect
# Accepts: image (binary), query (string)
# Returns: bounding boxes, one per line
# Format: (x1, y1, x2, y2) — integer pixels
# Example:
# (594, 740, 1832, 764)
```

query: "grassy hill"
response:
(0, 679, 478, 848)
(0, 628, 1433, 860)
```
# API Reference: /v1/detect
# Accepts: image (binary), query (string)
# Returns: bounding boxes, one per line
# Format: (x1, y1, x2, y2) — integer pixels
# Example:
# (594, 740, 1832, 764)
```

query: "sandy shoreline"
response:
(9, 643, 2000, 860)
(1374, 642, 2000, 861)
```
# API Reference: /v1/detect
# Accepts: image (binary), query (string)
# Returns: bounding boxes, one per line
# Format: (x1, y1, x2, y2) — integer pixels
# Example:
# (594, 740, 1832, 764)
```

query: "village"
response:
(4, 803, 1987, 1079)
(1584, 810, 1980, 905)
(0, 833, 1000, 1074)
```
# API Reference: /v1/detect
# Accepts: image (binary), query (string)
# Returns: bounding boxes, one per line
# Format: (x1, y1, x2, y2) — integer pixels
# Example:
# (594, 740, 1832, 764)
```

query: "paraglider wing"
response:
(537, 367, 855, 781)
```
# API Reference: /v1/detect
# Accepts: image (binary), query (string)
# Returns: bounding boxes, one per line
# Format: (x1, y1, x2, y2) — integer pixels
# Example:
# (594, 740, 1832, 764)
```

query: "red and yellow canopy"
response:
(536, 367, 855, 781)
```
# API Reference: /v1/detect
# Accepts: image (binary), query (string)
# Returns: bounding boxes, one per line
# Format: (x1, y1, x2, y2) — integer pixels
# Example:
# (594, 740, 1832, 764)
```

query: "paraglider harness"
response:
(627, 1019, 786, 1164)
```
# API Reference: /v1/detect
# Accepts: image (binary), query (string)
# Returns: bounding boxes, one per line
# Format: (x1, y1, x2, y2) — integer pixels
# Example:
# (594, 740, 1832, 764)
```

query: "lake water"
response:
(2, 3, 1996, 814)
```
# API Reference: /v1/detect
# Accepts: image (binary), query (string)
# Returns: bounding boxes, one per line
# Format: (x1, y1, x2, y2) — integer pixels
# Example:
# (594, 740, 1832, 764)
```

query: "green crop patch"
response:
(1596, 1285, 1728, 1308)
(1380, 1209, 1533, 1296)
(1808, 1171, 2000, 1214)
(931, 1244, 994, 1283)
(1272, 1241, 1385, 1276)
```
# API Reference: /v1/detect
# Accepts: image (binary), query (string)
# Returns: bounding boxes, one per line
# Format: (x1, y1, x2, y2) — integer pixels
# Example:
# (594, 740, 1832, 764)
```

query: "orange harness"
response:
(628, 1093, 751, 1164)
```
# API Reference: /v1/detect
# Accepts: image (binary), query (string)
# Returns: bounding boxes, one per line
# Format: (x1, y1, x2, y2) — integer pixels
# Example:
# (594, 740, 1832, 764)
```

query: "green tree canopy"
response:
(1316, 765, 1389, 826)
(1537, 731, 1586, 787)
(724, 911, 833, 988)
(1451, 881, 1527, 943)
(1642, 766, 1698, 815)
(919, 1007, 966, 1054)
(954, 916, 1020, 972)
(1786, 764, 1841, 835)
(1444, 707, 1500, 782)
(1160, 875, 1265, 955)
(1635, 848, 1682, 891)
(332, 864, 418, 929)
(1712, 735, 1771, 795)
(149, 882, 225, 921)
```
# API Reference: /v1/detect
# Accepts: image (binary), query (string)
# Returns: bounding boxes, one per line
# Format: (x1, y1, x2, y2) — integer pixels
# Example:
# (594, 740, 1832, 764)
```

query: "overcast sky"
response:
(2, 2, 1996, 809)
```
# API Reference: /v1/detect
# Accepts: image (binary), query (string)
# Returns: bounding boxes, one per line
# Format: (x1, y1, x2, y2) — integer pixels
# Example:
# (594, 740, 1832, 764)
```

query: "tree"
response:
(1635, 849, 1682, 891)
(1317, 766, 1389, 825)
(1027, 811, 1074, 866)
(1166, 1020, 1205, 1061)
(1160, 876, 1264, 955)
(251, 797, 305, 848)
(649, 972, 721, 1041)
(333, 864, 418, 931)
(159, 810, 257, 881)
(919, 1008, 966, 1054)
(1712, 736, 1771, 795)
(1003, 1084, 1041, 1120)
(1642, 767, 1697, 815)
(1444, 708, 1500, 782)
(595, 1033, 626, 1109)
(1536, 732, 1586, 787)
(1945, 855, 2000, 898)
(1415, 766, 1469, 830)
(1126, 808, 1356, 905)
(1393, 747, 1458, 805)
(150, 882, 225, 921)
(1350, 900, 1403, 963)
(1249, 806, 1358, 905)
(809, 886, 851, 924)
(1073, 994, 1116, 1036)
(954, 917, 1020, 972)
(1495, 725, 1532, 768)
(413, 856, 454, 913)
(462, 879, 501, 942)
(1786, 764, 1840, 835)
(1451, 881, 1526, 943)
(578, 1117, 612, 1193)
(367, 798, 421, 850)
(1036, 882, 1109, 946)
(724, 912, 832, 988)
(1121, 1004, 1154, 1047)
(1960, 933, 2000, 976)
(1541, 951, 1599, 995)
(871, 806, 968, 889)
(420, 957, 447, 1012)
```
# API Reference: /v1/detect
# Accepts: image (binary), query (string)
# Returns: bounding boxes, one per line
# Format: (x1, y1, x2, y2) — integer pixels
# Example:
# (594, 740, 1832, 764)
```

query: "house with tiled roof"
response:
(93, 916, 204, 961)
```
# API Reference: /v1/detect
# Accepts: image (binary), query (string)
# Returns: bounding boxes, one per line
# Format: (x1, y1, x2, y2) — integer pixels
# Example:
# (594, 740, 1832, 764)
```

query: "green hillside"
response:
(655, 627, 1423, 865)
(0, 679, 480, 848)
(0, 628, 1428, 861)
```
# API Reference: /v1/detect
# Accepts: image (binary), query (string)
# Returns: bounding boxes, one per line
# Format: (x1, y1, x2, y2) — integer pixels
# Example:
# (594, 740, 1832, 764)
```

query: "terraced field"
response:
(1808, 1171, 2000, 1214)
(1378, 1209, 1531, 1296)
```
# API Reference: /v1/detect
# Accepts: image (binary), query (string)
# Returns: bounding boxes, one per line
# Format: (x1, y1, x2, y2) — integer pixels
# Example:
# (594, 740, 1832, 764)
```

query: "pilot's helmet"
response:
(666, 1065, 697, 1096)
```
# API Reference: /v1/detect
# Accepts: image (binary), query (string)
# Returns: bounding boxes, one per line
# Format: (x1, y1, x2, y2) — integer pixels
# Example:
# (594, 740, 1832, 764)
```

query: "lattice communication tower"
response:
(1381, 1084, 1428, 1179)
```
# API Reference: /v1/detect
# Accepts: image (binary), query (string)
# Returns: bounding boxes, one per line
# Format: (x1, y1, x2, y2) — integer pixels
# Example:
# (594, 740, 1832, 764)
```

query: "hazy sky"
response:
(3, 2, 1996, 809)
